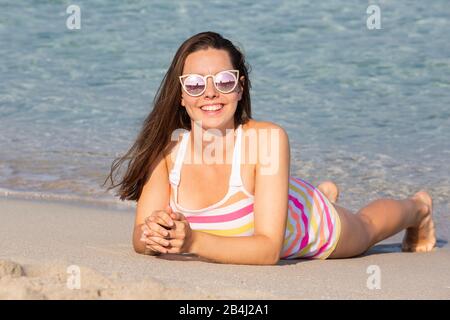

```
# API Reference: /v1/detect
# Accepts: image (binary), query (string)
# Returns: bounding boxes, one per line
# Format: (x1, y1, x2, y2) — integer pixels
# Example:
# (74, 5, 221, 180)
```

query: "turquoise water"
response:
(0, 1, 449, 238)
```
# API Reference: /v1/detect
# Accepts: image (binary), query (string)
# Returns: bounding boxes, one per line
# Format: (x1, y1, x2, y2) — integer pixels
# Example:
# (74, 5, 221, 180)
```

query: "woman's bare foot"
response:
(402, 190, 436, 252)
(317, 181, 339, 203)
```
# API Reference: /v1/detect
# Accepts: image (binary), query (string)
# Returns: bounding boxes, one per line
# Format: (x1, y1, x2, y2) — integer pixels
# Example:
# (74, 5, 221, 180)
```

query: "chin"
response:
(201, 117, 234, 130)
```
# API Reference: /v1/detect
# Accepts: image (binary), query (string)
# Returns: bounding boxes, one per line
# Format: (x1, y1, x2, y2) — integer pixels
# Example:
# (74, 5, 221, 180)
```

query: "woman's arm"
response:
(188, 123, 291, 265)
(156, 124, 290, 264)
(133, 152, 171, 255)
(145, 123, 291, 265)
(189, 232, 281, 265)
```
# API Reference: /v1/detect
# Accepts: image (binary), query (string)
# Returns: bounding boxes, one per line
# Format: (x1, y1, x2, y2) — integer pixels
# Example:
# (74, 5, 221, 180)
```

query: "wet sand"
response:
(0, 197, 449, 299)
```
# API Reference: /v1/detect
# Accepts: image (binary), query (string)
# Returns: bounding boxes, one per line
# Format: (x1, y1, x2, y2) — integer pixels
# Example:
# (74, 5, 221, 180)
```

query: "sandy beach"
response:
(0, 197, 449, 300)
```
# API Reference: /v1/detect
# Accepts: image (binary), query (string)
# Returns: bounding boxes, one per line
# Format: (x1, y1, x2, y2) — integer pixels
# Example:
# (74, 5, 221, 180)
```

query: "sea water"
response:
(0, 1, 449, 240)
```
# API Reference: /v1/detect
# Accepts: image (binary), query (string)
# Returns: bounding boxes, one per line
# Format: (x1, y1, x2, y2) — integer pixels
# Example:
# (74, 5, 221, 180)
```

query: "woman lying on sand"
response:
(104, 31, 436, 265)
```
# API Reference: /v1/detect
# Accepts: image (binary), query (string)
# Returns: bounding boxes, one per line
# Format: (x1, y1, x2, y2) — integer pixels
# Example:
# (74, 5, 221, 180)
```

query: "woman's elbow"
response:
(132, 235, 148, 255)
(133, 240, 144, 255)
(262, 249, 281, 265)
(263, 238, 282, 265)
(268, 254, 280, 265)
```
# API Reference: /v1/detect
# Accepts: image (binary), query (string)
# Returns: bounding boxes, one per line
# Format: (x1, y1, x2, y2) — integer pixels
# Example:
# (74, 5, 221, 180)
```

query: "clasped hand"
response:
(140, 205, 194, 254)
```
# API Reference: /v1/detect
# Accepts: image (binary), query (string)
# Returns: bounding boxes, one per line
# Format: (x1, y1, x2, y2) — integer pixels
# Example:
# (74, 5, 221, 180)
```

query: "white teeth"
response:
(201, 104, 223, 111)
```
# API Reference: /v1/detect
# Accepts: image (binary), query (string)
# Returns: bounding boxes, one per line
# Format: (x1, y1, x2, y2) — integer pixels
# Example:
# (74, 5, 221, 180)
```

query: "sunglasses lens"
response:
(183, 75, 205, 95)
(215, 72, 237, 93)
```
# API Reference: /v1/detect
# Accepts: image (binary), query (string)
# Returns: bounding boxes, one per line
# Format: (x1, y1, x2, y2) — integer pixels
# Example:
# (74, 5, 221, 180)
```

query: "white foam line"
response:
(0, 187, 136, 211)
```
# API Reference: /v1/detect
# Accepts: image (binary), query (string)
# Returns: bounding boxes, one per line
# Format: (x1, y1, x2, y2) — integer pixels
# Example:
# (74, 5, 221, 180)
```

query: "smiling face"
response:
(180, 48, 244, 131)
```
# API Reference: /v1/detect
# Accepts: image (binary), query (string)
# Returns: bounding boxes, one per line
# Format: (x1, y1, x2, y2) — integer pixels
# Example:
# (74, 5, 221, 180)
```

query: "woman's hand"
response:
(165, 209, 195, 254)
(140, 206, 174, 254)
(141, 205, 195, 254)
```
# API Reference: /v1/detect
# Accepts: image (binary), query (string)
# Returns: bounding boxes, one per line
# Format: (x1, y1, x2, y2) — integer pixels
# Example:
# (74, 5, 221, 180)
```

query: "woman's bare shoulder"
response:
(244, 119, 286, 130)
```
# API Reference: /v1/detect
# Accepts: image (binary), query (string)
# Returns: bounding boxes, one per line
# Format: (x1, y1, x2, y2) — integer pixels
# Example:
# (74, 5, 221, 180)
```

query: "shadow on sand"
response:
(154, 239, 448, 265)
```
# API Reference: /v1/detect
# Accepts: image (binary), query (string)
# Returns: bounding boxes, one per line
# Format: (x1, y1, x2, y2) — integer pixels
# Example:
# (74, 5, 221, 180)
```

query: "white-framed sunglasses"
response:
(179, 69, 239, 97)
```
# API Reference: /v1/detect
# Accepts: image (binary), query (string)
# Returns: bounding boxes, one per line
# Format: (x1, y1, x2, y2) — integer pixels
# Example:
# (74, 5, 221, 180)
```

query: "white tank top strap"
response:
(169, 129, 190, 186)
(229, 124, 243, 187)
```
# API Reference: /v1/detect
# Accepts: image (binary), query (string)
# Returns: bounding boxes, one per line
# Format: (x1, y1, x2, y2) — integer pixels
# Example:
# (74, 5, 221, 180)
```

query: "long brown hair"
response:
(103, 31, 253, 202)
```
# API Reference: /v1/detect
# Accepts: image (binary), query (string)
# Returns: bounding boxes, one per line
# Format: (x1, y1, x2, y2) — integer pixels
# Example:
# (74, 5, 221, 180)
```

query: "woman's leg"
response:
(328, 191, 436, 259)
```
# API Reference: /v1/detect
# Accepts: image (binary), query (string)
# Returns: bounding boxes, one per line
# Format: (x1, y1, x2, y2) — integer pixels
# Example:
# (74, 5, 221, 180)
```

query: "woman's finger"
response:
(141, 224, 150, 236)
(152, 210, 174, 228)
(142, 235, 159, 245)
(159, 221, 186, 240)
(170, 211, 185, 222)
(167, 238, 183, 249)
(146, 242, 168, 254)
(142, 223, 154, 233)
(166, 246, 181, 254)
(140, 233, 148, 242)
(145, 237, 169, 252)
(146, 221, 170, 238)
(147, 236, 170, 247)
(152, 214, 174, 230)
(141, 236, 167, 253)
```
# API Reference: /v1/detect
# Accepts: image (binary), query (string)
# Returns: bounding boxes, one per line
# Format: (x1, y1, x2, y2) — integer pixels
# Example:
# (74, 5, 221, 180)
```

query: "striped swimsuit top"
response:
(169, 124, 341, 260)
(169, 124, 255, 238)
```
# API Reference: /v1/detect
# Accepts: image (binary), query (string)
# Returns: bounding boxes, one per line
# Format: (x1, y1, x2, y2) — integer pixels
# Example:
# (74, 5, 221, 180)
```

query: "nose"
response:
(204, 76, 219, 98)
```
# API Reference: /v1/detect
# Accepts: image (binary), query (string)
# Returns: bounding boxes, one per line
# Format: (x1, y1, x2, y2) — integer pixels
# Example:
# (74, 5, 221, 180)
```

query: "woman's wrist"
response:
(187, 230, 200, 254)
